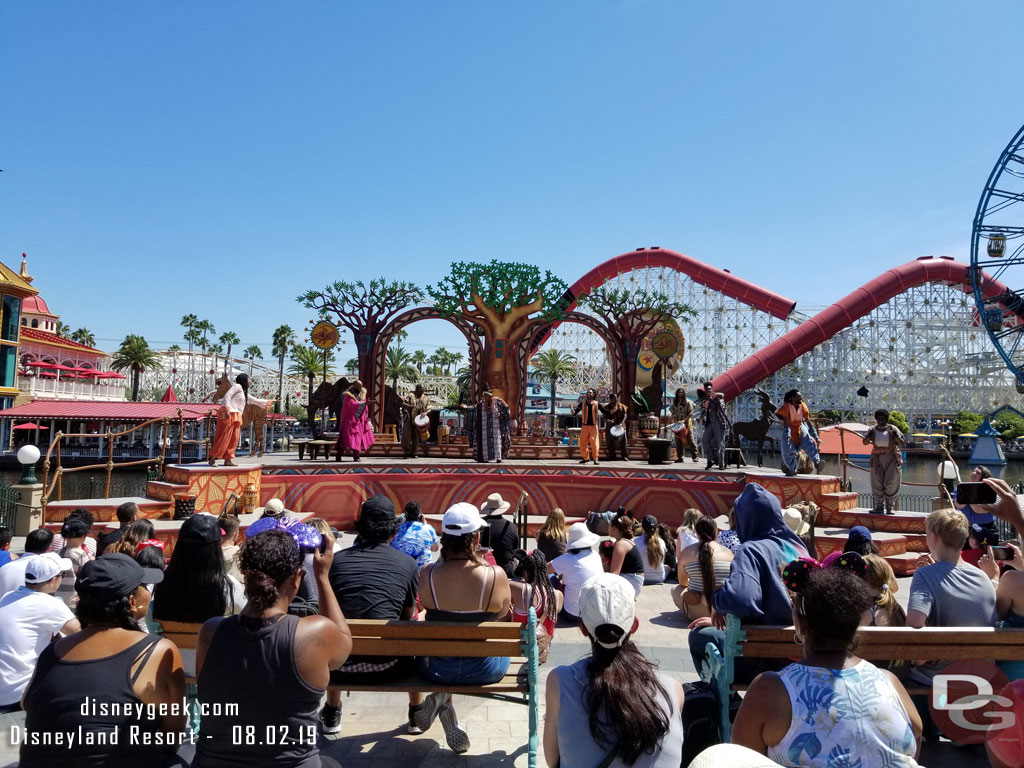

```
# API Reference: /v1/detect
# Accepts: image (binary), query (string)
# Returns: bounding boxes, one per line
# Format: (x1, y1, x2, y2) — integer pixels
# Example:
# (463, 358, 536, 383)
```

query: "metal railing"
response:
(855, 493, 936, 514)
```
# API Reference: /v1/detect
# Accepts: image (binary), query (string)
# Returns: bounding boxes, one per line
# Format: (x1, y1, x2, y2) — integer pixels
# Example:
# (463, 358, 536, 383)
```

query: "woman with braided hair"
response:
(672, 515, 733, 620)
(510, 549, 563, 663)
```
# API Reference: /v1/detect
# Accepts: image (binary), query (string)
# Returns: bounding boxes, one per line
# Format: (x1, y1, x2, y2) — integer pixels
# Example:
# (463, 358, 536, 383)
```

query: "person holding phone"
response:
(978, 541, 1024, 680)
(955, 466, 999, 530)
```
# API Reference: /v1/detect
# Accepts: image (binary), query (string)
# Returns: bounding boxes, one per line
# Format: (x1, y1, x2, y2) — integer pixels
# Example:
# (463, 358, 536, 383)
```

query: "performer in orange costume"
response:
(572, 389, 600, 465)
(208, 374, 271, 467)
(775, 389, 819, 477)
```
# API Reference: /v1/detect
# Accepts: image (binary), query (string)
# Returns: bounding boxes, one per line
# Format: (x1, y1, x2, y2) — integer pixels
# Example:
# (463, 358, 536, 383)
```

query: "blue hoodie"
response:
(712, 483, 807, 624)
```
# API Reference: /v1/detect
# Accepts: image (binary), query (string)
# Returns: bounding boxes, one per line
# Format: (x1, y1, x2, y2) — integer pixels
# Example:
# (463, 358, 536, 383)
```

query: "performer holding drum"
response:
(599, 392, 629, 461)
(401, 384, 432, 459)
(669, 388, 699, 463)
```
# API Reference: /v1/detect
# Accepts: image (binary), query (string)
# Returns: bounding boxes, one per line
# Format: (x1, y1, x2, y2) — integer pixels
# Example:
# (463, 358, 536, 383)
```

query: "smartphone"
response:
(318, 534, 330, 555)
(956, 482, 997, 506)
(991, 546, 1014, 561)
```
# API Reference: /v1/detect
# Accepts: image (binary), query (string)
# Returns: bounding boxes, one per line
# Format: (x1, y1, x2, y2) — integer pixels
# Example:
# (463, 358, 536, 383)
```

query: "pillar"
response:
(11, 482, 42, 535)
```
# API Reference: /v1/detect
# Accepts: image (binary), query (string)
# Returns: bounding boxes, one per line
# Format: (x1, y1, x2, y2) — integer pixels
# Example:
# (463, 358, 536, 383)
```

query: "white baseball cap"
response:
(25, 552, 74, 584)
(442, 503, 484, 535)
(263, 498, 286, 517)
(578, 572, 637, 648)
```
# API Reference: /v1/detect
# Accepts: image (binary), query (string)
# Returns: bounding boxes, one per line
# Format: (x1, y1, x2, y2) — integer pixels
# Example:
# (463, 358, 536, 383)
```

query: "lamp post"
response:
(17, 444, 40, 484)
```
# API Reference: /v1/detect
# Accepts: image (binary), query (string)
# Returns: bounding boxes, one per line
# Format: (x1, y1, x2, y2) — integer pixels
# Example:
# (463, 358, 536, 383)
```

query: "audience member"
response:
(194, 529, 352, 768)
(636, 515, 670, 585)
(0, 528, 53, 598)
(219, 513, 242, 581)
(479, 493, 520, 579)
(962, 521, 999, 567)
(862, 554, 906, 627)
(0, 525, 17, 567)
(307, 517, 342, 552)
(324, 495, 420, 735)
(549, 523, 603, 622)
(510, 549, 562, 663)
(243, 515, 323, 611)
(977, 541, 1024, 679)
(535, 507, 569, 563)
(58, 515, 94, 574)
(414, 503, 512, 753)
(261, 497, 298, 521)
(956, 466, 997, 529)
(609, 514, 645, 597)
(0, 553, 79, 710)
(96, 501, 139, 555)
(676, 507, 703, 551)
(391, 500, 440, 570)
(49, 508, 97, 558)
(732, 566, 921, 765)
(19, 554, 184, 767)
(688, 483, 806, 681)
(673, 515, 734, 620)
(717, 511, 741, 553)
(843, 525, 879, 557)
(108, 519, 156, 557)
(543, 572, 684, 768)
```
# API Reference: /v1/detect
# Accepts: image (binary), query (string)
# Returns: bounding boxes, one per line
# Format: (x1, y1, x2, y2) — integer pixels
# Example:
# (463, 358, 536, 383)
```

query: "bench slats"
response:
(349, 638, 522, 657)
(333, 670, 527, 695)
(347, 619, 522, 641)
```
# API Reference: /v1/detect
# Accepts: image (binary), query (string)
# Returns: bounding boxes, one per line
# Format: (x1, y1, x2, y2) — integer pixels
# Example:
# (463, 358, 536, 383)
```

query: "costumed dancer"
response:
(335, 380, 375, 462)
(669, 388, 699, 463)
(208, 374, 271, 467)
(571, 389, 600, 465)
(400, 384, 432, 459)
(775, 389, 820, 476)
(598, 392, 629, 461)
(463, 389, 510, 463)
(863, 409, 904, 515)
(699, 381, 732, 471)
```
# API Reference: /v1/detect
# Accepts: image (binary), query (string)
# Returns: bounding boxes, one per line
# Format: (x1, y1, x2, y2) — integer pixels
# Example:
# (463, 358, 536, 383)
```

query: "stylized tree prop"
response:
(297, 279, 422, 387)
(579, 286, 696, 416)
(429, 261, 568, 418)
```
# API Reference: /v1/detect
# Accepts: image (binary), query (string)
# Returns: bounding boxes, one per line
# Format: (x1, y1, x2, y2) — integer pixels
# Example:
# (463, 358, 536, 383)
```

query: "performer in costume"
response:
(400, 384, 432, 459)
(335, 380, 375, 462)
(208, 374, 271, 467)
(572, 389, 600, 465)
(463, 389, 510, 463)
(862, 408, 904, 514)
(699, 381, 732, 471)
(598, 392, 629, 461)
(669, 388, 699, 463)
(775, 389, 820, 476)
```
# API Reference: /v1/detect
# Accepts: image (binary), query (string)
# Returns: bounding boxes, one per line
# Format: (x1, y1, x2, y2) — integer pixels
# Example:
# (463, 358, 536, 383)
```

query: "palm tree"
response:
(385, 345, 418, 391)
(530, 349, 577, 426)
(180, 314, 198, 392)
(345, 358, 359, 375)
(454, 366, 473, 404)
(70, 328, 96, 347)
(194, 319, 215, 389)
(435, 347, 450, 375)
(209, 343, 223, 376)
(243, 345, 263, 375)
(167, 344, 181, 387)
(272, 325, 296, 413)
(111, 334, 161, 401)
(54, 321, 71, 337)
(446, 350, 463, 376)
(219, 331, 239, 374)
(412, 349, 427, 374)
(289, 345, 335, 402)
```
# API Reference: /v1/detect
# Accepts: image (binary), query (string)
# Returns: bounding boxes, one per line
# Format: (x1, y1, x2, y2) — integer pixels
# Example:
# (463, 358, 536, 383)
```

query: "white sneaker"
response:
(412, 691, 446, 732)
(439, 703, 470, 753)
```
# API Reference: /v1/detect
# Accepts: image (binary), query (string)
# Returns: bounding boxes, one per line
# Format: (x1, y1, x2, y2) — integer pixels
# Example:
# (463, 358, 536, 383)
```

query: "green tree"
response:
(412, 349, 427, 374)
(385, 345, 418, 390)
(993, 412, 1024, 439)
(54, 321, 71, 337)
(344, 357, 359, 375)
(272, 325, 297, 413)
(530, 349, 577, 425)
(70, 328, 96, 347)
(446, 350, 464, 375)
(209, 343, 223, 374)
(435, 347, 450, 375)
(242, 344, 263, 375)
(180, 314, 198, 390)
(289, 345, 336, 401)
(166, 344, 181, 387)
(954, 411, 984, 436)
(219, 331, 239, 373)
(888, 410, 911, 435)
(110, 334, 160, 401)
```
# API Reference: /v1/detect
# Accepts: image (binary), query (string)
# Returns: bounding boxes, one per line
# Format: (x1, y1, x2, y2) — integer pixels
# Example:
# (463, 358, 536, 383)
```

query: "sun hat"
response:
(578, 572, 637, 649)
(782, 508, 810, 537)
(179, 513, 222, 545)
(566, 522, 599, 551)
(60, 517, 91, 538)
(25, 552, 74, 584)
(480, 493, 511, 516)
(76, 553, 164, 601)
(848, 525, 872, 543)
(442, 503, 485, 535)
(263, 498, 286, 517)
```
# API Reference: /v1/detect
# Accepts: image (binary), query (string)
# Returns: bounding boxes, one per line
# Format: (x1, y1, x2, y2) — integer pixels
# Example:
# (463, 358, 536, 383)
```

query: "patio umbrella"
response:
(13, 423, 48, 430)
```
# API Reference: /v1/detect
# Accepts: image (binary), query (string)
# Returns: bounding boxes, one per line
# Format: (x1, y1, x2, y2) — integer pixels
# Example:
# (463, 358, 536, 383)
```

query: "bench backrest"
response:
(157, 620, 204, 651)
(347, 619, 526, 658)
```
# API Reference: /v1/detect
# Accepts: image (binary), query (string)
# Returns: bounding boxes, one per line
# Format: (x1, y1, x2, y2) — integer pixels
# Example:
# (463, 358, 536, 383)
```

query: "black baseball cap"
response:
(76, 553, 164, 601)
(61, 517, 91, 538)
(359, 495, 402, 524)
(179, 513, 222, 545)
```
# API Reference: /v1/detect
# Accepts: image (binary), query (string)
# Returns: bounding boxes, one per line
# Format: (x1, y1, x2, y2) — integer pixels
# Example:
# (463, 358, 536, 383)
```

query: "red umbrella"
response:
(13, 423, 48, 430)
(160, 386, 179, 403)
(28, 361, 76, 371)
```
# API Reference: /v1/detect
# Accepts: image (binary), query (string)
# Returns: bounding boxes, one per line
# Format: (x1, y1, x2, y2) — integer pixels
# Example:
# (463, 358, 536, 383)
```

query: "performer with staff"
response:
(669, 388, 699, 463)
(599, 392, 629, 462)
(400, 384, 432, 459)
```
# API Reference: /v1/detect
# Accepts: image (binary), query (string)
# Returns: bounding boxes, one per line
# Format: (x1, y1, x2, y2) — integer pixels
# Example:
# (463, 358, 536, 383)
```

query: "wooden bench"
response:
(298, 439, 335, 460)
(332, 613, 541, 767)
(373, 425, 398, 443)
(701, 614, 1024, 739)
(154, 619, 203, 734)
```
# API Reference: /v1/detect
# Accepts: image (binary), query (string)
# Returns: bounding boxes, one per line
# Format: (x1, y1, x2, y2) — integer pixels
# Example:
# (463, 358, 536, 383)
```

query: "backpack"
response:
(680, 680, 722, 766)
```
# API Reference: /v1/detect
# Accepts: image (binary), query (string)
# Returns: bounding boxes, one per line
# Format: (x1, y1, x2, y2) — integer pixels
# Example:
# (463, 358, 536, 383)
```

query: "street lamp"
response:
(16, 444, 40, 484)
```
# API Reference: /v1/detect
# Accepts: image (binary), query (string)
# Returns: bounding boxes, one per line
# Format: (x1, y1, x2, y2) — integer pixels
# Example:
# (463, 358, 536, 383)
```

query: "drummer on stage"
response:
(400, 384, 432, 459)
(599, 392, 629, 461)
(669, 388, 699, 463)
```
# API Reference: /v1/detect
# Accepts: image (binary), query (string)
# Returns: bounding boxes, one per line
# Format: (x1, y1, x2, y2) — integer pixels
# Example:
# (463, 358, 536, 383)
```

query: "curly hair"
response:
(404, 500, 422, 523)
(355, 517, 398, 544)
(238, 530, 301, 613)
(797, 566, 874, 652)
(512, 549, 556, 621)
(76, 592, 138, 631)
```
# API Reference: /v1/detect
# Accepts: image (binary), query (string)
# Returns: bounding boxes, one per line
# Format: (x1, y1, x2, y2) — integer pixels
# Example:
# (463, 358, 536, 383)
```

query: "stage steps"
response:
(44, 496, 173, 524)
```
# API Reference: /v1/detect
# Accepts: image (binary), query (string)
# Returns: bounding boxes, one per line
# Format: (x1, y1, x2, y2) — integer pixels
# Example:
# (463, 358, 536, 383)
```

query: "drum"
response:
(609, 424, 626, 439)
(670, 421, 688, 438)
(414, 413, 431, 441)
(638, 415, 659, 437)
(437, 424, 451, 444)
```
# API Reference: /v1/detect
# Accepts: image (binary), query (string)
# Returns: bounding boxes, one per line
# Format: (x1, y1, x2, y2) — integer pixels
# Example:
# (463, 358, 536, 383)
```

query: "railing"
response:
(855, 493, 936, 514)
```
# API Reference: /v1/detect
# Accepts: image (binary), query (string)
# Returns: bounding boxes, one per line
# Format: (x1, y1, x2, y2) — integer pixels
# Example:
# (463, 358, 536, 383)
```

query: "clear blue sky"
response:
(2, 1, 1023, 362)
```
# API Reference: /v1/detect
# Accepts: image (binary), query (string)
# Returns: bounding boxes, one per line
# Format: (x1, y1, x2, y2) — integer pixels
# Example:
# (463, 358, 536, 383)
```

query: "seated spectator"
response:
(535, 507, 569, 563)
(783, 506, 816, 559)
(244, 516, 322, 613)
(510, 549, 562, 663)
(636, 515, 670, 585)
(135, 540, 167, 578)
(306, 517, 342, 552)
(96, 501, 139, 555)
(543, 572, 684, 768)
(20, 554, 184, 767)
(261, 497, 298, 521)
(862, 554, 906, 627)
(218, 514, 242, 581)
(108, 519, 156, 557)
(57, 515, 95, 574)
(673, 514, 734, 621)
(0, 525, 17, 567)
(956, 466, 998, 529)
(716, 510, 741, 553)
(597, 539, 614, 571)
(479, 493, 520, 579)
(0, 553, 79, 711)
(688, 483, 807, 683)
(962, 521, 1000, 567)
(49, 508, 97, 558)
(195, 529, 352, 768)
(0, 528, 54, 598)
(658, 521, 678, 578)
(414, 503, 512, 753)
(549, 523, 603, 623)
(608, 514, 645, 597)
(843, 525, 879, 557)
(323, 495, 420, 735)
(391, 500, 440, 570)
(732, 566, 921, 765)
(676, 507, 702, 551)
(977, 541, 1024, 680)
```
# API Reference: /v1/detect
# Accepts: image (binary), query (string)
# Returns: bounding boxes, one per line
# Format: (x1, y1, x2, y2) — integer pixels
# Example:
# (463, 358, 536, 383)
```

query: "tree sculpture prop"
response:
(429, 261, 568, 419)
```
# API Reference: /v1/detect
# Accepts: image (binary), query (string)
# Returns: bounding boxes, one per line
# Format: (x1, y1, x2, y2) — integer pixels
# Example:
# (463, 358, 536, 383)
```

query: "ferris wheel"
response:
(971, 122, 1024, 387)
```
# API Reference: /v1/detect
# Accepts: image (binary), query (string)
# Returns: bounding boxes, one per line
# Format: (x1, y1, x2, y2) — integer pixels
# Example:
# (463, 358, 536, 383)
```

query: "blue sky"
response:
(2, 1, 1023, 363)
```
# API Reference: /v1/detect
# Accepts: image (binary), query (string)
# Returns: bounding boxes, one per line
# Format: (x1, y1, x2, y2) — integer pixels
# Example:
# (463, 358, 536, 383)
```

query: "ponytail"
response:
(695, 515, 718, 614)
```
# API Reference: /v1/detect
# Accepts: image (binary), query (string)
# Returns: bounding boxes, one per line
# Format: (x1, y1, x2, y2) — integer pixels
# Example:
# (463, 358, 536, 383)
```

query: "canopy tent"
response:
(12, 423, 48, 430)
